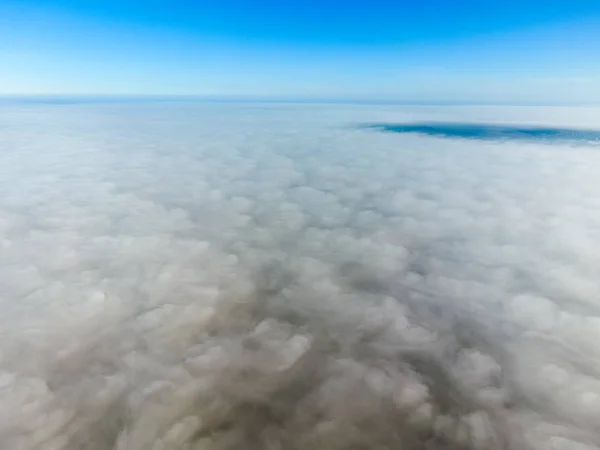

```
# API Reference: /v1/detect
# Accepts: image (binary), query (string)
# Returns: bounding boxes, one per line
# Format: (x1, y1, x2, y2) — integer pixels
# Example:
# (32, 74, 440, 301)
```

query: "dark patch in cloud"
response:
(364, 122, 600, 144)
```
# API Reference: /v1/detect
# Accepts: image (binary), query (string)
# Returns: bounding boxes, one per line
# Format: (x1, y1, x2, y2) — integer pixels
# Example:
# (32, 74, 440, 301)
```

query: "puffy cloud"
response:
(1, 102, 600, 449)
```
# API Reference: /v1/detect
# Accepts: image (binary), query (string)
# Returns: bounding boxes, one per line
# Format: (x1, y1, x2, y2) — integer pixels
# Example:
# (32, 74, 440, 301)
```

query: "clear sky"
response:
(1, 0, 599, 103)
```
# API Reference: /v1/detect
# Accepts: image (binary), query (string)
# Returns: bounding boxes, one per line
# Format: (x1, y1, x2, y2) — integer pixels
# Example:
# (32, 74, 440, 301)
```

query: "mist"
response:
(1, 101, 600, 449)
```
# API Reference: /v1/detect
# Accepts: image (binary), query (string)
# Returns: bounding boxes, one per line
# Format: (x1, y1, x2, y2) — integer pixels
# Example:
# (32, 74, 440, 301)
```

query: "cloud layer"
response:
(1, 102, 600, 449)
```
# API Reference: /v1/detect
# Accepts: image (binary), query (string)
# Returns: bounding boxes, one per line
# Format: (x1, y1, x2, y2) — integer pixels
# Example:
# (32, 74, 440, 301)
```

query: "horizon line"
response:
(0, 94, 599, 107)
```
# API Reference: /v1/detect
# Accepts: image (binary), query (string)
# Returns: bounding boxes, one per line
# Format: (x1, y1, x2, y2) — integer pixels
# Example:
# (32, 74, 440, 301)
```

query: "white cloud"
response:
(1, 102, 600, 449)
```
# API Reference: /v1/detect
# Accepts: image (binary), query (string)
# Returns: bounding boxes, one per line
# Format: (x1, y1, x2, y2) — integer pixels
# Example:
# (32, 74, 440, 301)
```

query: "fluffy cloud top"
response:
(1, 102, 600, 449)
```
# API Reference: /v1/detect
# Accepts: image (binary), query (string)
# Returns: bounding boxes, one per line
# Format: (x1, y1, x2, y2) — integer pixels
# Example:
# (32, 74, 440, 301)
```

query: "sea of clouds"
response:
(1, 101, 600, 449)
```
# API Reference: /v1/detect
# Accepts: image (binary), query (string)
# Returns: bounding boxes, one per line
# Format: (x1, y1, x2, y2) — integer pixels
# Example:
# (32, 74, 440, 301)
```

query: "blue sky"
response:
(1, 0, 599, 102)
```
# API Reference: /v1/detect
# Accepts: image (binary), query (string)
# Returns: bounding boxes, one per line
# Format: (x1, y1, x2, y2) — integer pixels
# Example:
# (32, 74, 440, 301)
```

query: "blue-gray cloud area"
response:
(366, 122, 600, 144)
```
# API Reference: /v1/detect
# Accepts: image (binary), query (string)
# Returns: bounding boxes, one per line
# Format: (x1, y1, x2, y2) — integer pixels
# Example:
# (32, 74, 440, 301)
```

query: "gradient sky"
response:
(1, 0, 599, 102)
